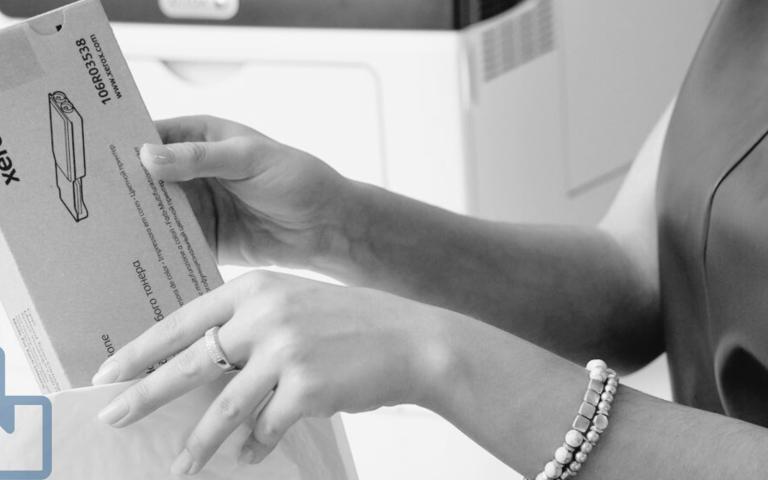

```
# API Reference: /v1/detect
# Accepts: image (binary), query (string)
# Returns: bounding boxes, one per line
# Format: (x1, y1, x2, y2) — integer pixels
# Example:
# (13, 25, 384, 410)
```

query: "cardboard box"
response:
(0, 0, 223, 393)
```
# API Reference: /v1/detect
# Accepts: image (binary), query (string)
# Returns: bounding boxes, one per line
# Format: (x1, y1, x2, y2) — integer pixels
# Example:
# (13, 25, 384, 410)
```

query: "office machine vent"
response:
(457, 0, 528, 28)
(482, 0, 554, 82)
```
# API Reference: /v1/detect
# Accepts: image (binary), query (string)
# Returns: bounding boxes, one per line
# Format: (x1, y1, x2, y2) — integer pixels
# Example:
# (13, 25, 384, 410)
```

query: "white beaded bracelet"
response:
(530, 359, 620, 480)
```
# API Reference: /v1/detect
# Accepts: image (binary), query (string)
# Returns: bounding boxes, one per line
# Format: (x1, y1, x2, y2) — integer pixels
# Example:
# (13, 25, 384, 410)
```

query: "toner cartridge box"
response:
(0, 0, 223, 393)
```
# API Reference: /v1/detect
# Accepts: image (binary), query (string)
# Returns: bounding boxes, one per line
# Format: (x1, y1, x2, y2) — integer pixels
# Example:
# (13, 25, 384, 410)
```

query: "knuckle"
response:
(243, 132, 270, 155)
(266, 291, 293, 320)
(129, 381, 156, 412)
(215, 396, 242, 421)
(109, 347, 132, 375)
(272, 329, 306, 365)
(157, 313, 185, 344)
(188, 142, 208, 165)
(185, 431, 207, 457)
(238, 270, 270, 296)
(173, 346, 202, 379)
(256, 422, 280, 446)
(263, 297, 317, 358)
(235, 136, 262, 177)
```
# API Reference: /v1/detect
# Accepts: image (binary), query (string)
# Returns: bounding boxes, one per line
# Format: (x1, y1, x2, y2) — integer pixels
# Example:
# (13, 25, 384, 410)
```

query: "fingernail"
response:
(142, 144, 175, 165)
(188, 460, 202, 476)
(92, 360, 120, 385)
(97, 397, 129, 426)
(171, 449, 201, 476)
(238, 445, 258, 465)
(252, 447, 270, 464)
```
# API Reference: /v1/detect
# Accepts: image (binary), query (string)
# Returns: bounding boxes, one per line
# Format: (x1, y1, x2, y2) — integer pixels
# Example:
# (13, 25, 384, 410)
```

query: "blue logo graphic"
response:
(0, 348, 52, 479)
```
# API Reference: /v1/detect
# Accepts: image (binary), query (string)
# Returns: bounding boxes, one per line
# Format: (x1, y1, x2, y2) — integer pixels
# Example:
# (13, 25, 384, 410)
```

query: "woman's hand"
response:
(91, 270, 451, 475)
(141, 116, 357, 271)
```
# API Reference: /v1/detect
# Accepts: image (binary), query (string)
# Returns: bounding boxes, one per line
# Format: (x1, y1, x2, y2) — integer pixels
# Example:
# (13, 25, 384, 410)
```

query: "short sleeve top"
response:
(658, 0, 768, 425)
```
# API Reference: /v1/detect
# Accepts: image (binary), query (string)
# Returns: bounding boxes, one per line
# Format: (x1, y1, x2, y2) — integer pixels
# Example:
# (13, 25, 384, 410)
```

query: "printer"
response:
(2, 0, 525, 29)
(0, 0, 719, 226)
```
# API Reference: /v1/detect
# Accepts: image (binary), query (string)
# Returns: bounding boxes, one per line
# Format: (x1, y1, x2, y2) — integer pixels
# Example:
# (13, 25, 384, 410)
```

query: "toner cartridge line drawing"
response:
(49, 91, 88, 222)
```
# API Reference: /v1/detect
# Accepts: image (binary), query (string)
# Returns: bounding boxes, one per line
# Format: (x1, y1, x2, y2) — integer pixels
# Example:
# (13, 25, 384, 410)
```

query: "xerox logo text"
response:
(0, 137, 20, 185)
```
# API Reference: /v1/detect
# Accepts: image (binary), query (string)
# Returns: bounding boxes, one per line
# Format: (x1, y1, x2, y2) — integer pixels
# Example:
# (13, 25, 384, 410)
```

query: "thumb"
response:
(140, 137, 261, 182)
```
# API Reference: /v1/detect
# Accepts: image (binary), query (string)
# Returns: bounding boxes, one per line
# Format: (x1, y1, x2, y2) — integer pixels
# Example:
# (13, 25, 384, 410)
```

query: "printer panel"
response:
(0, 0, 524, 29)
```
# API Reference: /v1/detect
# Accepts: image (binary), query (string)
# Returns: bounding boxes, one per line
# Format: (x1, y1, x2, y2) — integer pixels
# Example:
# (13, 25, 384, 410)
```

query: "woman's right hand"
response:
(140, 115, 358, 272)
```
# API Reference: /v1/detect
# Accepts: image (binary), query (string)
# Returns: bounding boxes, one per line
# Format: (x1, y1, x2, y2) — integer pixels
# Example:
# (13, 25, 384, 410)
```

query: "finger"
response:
(238, 432, 270, 466)
(91, 277, 245, 385)
(96, 338, 222, 428)
(140, 135, 263, 182)
(244, 382, 303, 464)
(154, 115, 252, 144)
(171, 360, 279, 476)
(96, 307, 264, 428)
(236, 391, 274, 466)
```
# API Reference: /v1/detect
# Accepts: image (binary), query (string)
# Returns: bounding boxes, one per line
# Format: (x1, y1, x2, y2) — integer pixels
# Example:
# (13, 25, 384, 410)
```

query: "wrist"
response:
(310, 179, 379, 284)
(406, 306, 473, 414)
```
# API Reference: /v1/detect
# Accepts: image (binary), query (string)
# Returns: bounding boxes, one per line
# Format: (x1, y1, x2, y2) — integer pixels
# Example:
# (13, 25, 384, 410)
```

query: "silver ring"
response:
(204, 326, 239, 373)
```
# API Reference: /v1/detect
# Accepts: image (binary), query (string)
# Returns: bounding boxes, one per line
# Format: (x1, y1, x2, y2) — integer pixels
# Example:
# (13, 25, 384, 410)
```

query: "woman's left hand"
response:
(91, 270, 450, 475)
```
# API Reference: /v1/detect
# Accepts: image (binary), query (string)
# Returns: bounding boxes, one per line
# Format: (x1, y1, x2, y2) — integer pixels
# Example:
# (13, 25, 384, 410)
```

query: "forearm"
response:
(422, 311, 768, 478)
(319, 181, 660, 371)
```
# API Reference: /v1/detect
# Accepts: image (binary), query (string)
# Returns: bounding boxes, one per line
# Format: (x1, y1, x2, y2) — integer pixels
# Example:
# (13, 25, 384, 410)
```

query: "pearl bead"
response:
(597, 401, 611, 413)
(586, 430, 600, 443)
(605, 384, 617, 395)
(569, 460, 582, 472)
(589, 369, 608, 382)
(565, 430, 584, 447)
(560, 471, 571, 480)
(593, 414, 609, 432)
(580, 441, 593, 453)
(554, 446, 573, 464)
(600, 392, 614, 403)
(536, 472, 548, 480)
(607, 378, 618, 387)
(586, 359, 607, 372)
(575, 451, 588, 463)
(544, 460, 562, 478)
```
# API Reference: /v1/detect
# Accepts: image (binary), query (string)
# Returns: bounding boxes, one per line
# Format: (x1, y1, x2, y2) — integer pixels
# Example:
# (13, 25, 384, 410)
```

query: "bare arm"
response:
(324, 103, 673, 372)
(143, 103, 669, 373)
(426, 306, 768, 479)
(357, 101, 764, 479)
(120, 103, 768, 479)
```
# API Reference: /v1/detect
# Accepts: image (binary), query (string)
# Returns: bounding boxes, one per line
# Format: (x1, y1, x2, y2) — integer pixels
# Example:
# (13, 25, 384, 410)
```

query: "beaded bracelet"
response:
(531, 359, 620, 480)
